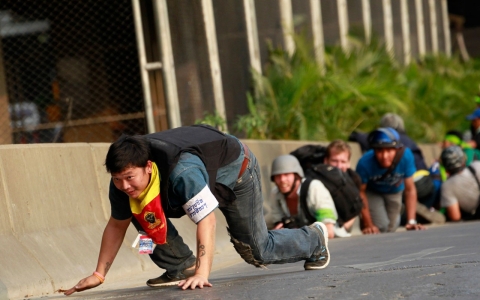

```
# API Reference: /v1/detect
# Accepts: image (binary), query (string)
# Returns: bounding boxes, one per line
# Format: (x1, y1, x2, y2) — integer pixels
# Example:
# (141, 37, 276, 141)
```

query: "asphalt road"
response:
(41, 221, 480, 300)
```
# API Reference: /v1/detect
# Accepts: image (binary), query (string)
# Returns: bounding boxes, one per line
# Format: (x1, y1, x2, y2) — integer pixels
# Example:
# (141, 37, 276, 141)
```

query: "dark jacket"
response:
(109, 124, 240, 218)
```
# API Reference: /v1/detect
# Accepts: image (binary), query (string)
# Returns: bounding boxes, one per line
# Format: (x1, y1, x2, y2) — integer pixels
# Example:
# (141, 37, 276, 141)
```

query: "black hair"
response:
(105, 135, 151, 173)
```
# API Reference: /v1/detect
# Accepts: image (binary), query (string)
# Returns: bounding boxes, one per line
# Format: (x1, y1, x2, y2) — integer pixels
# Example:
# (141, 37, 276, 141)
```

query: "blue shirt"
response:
(356, 148, 416, 194)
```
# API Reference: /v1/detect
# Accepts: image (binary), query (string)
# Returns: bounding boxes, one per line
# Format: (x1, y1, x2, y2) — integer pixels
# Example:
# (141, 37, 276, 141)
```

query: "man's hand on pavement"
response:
(64, 275, 102, 296)
(178, 274, 212, 290)
(362, 224, 380, 234)
(405, 223, 426, 231)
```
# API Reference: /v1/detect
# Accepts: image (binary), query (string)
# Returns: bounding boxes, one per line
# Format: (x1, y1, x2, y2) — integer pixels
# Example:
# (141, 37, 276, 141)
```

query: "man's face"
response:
(472, 118, 480, 130)
(273, 173, 297, 194)
(324, 151, 350, 172)
(374, 148, 397, 168)
(442, 140, 453, 149)
(111, 161, 152, 199)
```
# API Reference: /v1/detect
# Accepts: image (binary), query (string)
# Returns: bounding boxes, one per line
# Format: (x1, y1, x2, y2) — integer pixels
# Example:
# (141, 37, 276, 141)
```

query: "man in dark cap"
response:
(440, 145, 480, 221)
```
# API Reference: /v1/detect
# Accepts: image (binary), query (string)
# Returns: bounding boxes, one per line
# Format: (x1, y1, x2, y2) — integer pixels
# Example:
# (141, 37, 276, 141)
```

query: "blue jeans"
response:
(220, 147, 323, 266)
(144, 144, 324, 275)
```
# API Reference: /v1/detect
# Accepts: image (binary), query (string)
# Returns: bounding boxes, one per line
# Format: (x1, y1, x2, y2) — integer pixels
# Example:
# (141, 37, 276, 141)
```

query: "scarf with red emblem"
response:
(129, 162, 167, 245)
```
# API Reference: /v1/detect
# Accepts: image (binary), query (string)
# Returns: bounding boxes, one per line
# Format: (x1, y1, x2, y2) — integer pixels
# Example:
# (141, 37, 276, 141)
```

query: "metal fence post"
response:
(0, 41, 12, 144)
(382, 0, 394, 56)
(132, 0, 156, 133)
(362, 0, 372, 45)
(440, 0, 451, 56)
(201, 0, 227, 129)
(310, 0, 325, 73)
(415, 0, 426, 57)
(338, 0, 349, 52)
(243, 0, 262, 74)
(428, 0, 438, 54)
(279, 0, 295, 56)
(400, 0, 411, 64)
(152, 0, 182, 129)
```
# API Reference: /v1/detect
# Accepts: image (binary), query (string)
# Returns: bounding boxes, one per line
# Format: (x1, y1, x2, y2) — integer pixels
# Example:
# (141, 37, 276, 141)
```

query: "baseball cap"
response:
(466, 108, 480, 120)
(368, 127, 403, 149)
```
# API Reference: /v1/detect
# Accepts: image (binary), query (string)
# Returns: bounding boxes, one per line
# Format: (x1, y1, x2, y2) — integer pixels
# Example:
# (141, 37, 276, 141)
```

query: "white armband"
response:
(182, 185, 219, 224)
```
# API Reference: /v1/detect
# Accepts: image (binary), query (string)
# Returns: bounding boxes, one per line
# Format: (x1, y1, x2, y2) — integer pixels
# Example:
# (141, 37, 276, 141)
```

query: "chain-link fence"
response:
(0, 0, 146, 144)
(0, 0, 452, 145)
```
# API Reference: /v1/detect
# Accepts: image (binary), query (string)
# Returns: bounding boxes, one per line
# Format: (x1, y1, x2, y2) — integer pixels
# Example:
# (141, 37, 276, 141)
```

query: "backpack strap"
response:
(467, 165, 480, 218)
(379, 147, 405, 181)
(473, 149, 480, 161)
(462, 165, 480, 219)
(299, 178, 317, 224)
(468, 165, 480, 189)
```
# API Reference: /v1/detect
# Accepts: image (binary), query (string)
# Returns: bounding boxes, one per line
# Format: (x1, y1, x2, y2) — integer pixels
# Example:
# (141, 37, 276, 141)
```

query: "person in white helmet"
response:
(268, 154, 338, 239)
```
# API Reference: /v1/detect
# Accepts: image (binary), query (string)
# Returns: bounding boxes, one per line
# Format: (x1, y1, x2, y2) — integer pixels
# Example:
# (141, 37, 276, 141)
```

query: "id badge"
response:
(138, 235, 154, 254)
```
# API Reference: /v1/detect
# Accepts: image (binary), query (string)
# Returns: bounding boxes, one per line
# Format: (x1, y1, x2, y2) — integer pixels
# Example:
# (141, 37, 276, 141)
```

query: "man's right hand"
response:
(64, 274, 102, 296)
(273, 222, 284, 230)
(362, 224, 380, 234)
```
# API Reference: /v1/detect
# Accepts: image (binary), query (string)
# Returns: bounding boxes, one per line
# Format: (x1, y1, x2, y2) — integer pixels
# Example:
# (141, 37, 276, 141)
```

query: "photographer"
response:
(269, 155, 337, 238)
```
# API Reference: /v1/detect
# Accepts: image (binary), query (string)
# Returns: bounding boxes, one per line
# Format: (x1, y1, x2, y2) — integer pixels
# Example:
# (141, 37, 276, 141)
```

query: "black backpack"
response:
(290, 144, 327, 171)
(291, 145, 363, 226)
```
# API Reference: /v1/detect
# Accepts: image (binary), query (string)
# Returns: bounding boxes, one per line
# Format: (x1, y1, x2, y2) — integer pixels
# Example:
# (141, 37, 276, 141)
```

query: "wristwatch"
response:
(407, 219, 417, 225)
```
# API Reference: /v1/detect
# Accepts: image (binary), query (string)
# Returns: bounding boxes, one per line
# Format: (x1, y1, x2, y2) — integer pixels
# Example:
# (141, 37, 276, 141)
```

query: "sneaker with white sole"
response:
(416, 203, 445, 224)
(146, 267, 196, 287)
(304, 222, 330, 270)
(334, 224, 352, 238)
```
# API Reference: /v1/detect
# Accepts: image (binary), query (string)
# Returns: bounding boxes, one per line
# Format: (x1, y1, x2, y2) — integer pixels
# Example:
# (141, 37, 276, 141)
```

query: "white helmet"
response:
(270, 155, 304, 181)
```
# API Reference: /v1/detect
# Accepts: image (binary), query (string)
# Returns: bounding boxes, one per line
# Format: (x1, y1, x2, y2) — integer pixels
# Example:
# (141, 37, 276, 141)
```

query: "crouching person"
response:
(355, 127, 426, 233)
(440, 145, 480, 221)
(64, 125, 330, 296)
(323, 140, 363, 235)
(269, 154, 337, 239)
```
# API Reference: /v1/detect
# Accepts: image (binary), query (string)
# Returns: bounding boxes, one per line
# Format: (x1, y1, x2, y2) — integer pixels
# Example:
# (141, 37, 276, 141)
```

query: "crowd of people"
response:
(266, 107, 480, 239)
(63, 103, 480, 296)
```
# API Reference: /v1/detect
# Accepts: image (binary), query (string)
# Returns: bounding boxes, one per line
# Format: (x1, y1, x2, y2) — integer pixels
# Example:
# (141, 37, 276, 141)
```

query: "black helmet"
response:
(368, 127, 402, 149)
(440, 145, 466, 174)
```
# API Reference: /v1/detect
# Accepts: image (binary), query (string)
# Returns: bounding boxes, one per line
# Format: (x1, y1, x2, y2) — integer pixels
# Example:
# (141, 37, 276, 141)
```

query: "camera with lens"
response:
(281, 216, 299, 229)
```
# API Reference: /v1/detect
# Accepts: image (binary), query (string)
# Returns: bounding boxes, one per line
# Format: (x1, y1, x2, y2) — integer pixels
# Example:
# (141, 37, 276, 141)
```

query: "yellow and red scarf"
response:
(129, 162, 167, 245)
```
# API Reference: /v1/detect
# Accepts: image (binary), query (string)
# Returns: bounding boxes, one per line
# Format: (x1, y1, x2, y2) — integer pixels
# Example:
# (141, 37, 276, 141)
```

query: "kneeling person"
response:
(323, 140, 363, 235)
(356, 127, 425, 233)
(269, 155, 337, 238)
(440, 145, 480, 221)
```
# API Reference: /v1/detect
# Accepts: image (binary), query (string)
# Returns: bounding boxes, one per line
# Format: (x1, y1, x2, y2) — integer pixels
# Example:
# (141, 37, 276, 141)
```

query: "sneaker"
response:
(416, 203, 445, 224)
(146, 267, 196, 287)
(304, 222, 330, 270)
(334, 224, 352, 238)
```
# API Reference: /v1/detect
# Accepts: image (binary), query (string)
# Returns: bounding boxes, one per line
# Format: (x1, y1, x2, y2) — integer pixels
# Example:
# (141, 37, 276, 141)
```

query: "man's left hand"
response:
(178, 275, 212, 290)
(405, 223, 426, 231)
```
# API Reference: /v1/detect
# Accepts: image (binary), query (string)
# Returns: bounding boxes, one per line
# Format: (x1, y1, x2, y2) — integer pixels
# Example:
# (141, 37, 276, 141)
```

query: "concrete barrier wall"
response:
(0, 144, 155, 299)
(0, 140, 440, 299)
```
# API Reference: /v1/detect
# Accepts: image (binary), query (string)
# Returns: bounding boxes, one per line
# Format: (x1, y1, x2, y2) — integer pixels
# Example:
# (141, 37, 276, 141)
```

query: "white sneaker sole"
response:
(307, 222, 330, 269)
(146, 279, 182, 288)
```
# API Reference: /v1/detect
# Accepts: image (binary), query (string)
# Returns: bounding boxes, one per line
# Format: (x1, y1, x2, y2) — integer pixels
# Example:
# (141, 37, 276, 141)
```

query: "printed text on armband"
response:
(187, 199, 208, 218)
(182, 185, 219, 224)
